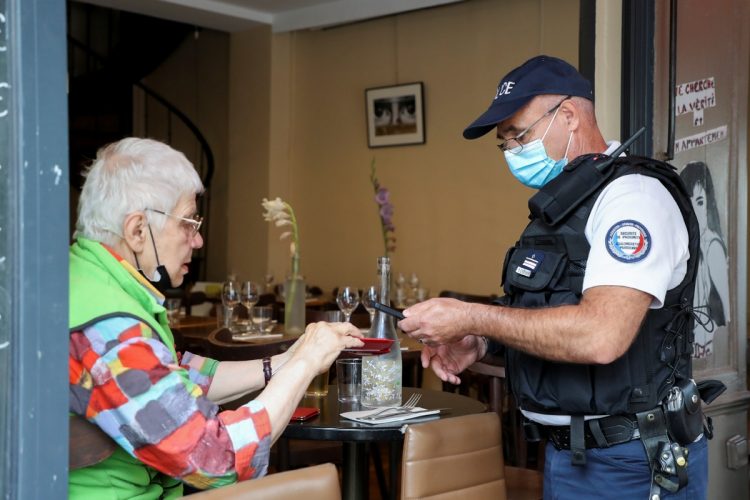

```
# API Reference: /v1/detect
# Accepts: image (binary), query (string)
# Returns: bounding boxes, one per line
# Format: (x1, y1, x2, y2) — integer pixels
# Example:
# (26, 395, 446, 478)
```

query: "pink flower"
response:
(370, 159, 396, 257)
(375, 187, 390, 205)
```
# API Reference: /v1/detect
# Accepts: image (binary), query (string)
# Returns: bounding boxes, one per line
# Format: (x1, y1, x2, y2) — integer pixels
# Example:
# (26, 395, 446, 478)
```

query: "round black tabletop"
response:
(282, 386, 487, 442)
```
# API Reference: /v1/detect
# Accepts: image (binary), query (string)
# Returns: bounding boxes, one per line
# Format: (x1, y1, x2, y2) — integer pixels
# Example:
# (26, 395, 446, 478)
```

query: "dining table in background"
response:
(205, 325, 301, 360)
(173, 316, 424, 378)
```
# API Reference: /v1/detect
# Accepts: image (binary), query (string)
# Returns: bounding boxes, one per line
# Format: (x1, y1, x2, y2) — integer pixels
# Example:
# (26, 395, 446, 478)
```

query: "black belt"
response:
(544, 415, 639, 450)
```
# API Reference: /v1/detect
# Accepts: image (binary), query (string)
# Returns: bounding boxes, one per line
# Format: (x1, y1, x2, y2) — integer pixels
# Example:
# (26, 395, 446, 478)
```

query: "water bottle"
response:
(361, 256, 402, 407)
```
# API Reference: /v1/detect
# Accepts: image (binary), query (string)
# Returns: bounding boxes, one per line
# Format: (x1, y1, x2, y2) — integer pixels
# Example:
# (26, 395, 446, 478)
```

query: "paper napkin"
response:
(341, 407, 440, 425)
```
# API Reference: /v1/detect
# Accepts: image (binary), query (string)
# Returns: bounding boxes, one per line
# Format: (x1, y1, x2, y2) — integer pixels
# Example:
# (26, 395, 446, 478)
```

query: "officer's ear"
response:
(559, 98, 580, 132)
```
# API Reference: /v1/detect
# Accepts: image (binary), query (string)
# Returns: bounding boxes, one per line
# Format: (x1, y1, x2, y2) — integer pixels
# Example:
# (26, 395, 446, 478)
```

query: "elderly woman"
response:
(68, 138, 363, 498)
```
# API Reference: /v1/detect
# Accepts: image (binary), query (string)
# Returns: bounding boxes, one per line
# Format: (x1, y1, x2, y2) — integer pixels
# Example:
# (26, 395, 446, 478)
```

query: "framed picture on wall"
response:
(365, 82, 425, 147)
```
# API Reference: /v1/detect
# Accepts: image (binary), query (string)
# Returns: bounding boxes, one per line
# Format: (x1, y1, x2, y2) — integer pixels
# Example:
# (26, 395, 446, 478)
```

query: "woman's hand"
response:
(289, 321, 364, 374)
(256, 322, 363, 443)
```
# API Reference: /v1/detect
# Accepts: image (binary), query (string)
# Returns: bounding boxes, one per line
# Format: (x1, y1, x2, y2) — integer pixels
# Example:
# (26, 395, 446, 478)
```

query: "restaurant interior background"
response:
(69, 0, 585, 296)
(4, 0, 749, 497)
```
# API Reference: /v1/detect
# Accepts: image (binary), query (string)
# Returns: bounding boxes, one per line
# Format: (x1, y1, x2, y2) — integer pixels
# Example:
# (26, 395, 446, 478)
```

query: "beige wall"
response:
(228, 0, 581, 295)
(139, 29, 231, 281)
(227, 26, 273, 283)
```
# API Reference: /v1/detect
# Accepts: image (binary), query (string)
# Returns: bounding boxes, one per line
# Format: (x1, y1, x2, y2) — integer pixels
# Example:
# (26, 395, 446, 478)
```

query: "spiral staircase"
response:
(67, 2, 215, 283)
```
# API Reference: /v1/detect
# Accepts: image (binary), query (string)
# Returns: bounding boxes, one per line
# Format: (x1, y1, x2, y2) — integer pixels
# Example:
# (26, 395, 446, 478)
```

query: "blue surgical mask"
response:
(504, 107, 573, 189)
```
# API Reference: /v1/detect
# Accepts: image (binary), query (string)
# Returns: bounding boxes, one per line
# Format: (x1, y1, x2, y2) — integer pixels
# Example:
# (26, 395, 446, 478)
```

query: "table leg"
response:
(342, 442, 368, 500)
(389, 441, 400, 499)
(277, 437, 290, 471)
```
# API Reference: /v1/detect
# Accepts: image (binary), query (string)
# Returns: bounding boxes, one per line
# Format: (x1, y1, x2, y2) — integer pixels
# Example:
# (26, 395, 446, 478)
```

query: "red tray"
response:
(343, 337, 394, 355)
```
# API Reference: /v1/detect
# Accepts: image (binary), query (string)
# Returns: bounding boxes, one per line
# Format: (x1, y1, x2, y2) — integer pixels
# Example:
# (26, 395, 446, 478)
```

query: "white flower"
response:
(262, 197, 288, 222)
(262, 197, 300, 270)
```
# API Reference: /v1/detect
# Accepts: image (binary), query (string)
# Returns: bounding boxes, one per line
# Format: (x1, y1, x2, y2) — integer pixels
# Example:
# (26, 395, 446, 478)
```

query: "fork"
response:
(362, 393, 422, 420)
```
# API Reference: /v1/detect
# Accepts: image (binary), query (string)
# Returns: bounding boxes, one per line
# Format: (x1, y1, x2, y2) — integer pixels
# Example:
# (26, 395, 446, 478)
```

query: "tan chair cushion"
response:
(401, 412, 507, 500)
(184, 463, 340, 499)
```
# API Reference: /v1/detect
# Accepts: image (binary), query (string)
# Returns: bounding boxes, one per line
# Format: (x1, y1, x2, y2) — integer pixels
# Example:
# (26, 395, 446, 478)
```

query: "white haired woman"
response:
(68, 138, 363, 498)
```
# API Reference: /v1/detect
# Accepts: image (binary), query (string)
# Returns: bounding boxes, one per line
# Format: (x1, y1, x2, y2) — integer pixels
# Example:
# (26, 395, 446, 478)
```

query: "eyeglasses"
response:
(146, 208, 203, 236)
(497, 95, 571, 154)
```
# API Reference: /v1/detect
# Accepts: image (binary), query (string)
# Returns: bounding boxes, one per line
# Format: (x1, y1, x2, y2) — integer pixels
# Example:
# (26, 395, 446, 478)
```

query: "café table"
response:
(206, 326, 300, 361)
(283, 386, 487, 500)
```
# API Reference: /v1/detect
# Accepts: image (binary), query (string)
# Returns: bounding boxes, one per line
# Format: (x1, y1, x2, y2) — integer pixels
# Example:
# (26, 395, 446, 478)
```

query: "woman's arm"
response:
(206, 351, 293, 405)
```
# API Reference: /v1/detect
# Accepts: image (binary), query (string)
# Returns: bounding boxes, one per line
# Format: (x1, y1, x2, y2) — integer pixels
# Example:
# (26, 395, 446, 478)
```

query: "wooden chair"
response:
(400, 412, 542, 500)
(183, 463, 340, 499)
(69, 414, 117, 470)
(467, 356, 545, 471)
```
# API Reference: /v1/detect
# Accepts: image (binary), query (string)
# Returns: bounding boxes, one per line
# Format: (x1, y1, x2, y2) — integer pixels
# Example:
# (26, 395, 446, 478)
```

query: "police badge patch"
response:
(606, 220, 651, 262)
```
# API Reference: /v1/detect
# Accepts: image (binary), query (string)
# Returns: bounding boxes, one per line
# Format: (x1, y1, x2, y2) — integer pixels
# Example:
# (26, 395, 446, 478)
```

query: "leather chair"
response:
(401, 413, 507, 499)
(184, 463, 340, 499)
(400, 412, 542, 500)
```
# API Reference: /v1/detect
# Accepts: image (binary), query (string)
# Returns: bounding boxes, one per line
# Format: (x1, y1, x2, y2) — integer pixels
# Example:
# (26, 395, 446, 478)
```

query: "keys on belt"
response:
(544, 415, 639, 450)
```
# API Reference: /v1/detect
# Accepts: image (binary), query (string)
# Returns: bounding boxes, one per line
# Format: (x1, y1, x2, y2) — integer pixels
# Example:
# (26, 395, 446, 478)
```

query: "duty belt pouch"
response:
(636, 408, 688, 495)
(663, 378, 703, 445)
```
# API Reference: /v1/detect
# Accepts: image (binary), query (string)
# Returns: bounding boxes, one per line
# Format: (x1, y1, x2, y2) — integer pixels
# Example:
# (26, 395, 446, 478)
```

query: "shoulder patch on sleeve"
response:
(605, 219, 651, 263)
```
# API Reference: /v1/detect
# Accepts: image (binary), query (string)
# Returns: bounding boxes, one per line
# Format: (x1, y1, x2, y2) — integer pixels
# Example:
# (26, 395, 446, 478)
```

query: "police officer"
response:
(398, 55, 709, 499)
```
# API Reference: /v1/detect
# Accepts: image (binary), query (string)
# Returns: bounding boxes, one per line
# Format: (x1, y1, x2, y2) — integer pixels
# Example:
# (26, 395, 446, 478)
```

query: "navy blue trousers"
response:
(543, 435, 708, 499)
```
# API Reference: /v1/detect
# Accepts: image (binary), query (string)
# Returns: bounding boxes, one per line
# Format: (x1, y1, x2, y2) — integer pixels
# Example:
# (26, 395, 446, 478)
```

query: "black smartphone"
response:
(372, 301, 405, 320)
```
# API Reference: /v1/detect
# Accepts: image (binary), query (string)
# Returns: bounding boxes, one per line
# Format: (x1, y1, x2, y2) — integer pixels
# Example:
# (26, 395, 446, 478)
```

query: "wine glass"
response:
(221, 280, 240, 329)
(240, 281, 260, 331)
(336, 286, 360, 323)
(361, 286, 379, 326)
(264, 272, 274, 294)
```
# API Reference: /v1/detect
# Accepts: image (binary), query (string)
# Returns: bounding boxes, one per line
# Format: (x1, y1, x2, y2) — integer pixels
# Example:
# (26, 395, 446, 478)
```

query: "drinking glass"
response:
(221, 280, 240, 328)
(306, 370, 329, 397)
(240, 281, 260, 329)
(361, 285, 379, 326)
(165, 298, 181, 328)
(252, 305, 274, 333)
(336, 286, 360, 323)
(336, 358, 362, 403)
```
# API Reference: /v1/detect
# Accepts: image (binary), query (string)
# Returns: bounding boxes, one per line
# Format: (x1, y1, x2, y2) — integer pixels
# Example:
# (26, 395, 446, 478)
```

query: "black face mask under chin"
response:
(134, 224, 173, 294)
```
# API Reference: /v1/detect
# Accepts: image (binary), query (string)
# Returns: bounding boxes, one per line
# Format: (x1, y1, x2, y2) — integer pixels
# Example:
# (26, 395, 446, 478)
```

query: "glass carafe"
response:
(361, 256, 402, 407)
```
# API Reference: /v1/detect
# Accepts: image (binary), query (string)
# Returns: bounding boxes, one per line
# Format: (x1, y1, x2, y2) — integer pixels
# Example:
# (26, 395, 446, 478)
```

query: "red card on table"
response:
(343, 338, 394, 355)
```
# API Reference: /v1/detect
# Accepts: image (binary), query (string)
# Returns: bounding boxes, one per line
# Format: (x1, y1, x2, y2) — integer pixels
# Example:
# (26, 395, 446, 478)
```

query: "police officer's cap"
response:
(463, 55, 594, 140)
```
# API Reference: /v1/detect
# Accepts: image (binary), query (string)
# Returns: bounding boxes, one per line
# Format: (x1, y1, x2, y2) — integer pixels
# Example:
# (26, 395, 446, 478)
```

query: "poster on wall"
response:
(365, 82, 425, 148)
(673, 75, 730, 360)
(678, 161, 730, 359)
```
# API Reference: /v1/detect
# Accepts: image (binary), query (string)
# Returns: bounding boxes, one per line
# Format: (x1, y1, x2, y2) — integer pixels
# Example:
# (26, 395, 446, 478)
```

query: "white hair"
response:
(74, 137, 204, 245)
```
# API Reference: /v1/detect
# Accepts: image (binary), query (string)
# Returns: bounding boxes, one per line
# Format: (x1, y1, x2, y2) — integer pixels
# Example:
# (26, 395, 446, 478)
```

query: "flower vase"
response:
(284, 276, 306, 334)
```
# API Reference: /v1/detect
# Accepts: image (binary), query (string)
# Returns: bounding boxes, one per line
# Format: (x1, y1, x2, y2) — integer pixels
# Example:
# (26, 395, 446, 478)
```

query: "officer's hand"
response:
(420, 336, 482, 385)
(398, 298, 472, 345)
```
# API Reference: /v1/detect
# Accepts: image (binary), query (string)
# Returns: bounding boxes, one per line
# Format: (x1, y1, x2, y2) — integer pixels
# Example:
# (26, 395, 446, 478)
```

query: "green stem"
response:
(284, 202, 301, 325)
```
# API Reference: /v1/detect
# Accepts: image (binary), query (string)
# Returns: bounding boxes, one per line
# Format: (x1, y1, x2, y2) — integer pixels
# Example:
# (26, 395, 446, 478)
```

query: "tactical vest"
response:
(501, 154, 700, 416)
